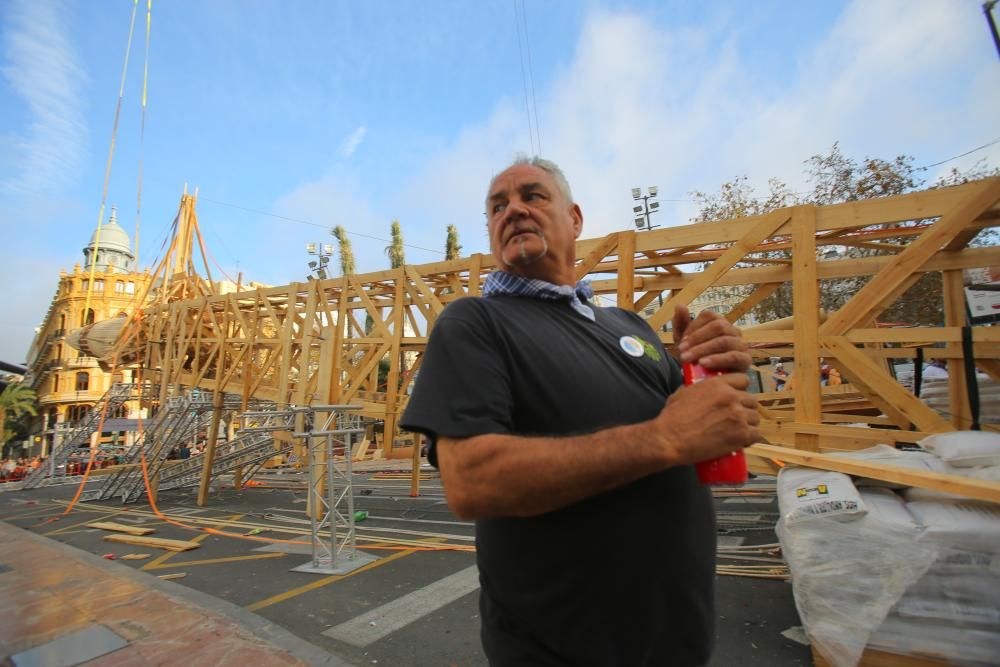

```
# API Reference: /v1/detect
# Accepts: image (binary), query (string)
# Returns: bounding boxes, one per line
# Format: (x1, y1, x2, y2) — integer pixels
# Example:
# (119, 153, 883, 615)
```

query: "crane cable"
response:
(82, 0, 141, 323)
(134, 0, 152, 269)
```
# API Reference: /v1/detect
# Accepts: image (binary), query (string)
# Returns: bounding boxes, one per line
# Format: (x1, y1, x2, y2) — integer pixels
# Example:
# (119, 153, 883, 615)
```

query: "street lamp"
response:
(306, 242, 333, 280)
(630, 186, 666, 330)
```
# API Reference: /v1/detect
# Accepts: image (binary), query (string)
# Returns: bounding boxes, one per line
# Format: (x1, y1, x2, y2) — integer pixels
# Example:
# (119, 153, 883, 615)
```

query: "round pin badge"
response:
(619, 335, 645, 357)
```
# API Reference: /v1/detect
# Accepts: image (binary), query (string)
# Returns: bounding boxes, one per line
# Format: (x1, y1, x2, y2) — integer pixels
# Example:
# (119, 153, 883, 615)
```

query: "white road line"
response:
(322, 566, 480, 647)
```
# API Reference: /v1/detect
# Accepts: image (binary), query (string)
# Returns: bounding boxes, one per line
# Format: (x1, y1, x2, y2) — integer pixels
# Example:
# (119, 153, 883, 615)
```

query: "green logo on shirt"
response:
(639, 338, 661, 361)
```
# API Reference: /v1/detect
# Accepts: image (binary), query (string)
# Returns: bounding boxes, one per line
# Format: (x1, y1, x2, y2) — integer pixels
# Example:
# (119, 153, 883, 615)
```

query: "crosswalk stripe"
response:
(322, 565, 480, 647)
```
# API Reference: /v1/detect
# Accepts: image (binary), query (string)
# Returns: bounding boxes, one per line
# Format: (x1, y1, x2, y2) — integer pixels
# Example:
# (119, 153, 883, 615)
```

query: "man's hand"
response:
(647, 372, 761, 466)
(672, 304, 751, 373)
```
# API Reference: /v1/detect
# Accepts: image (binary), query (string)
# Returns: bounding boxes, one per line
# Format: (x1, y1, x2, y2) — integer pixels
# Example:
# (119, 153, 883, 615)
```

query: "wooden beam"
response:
(820, 178, 1000, 336)
(646, 210, 792, 331)
(748, 443, 1000, 504)
(616, 231, 636, 311)
(791, 206, 821, 450)
(821, 336, 951, 433)
(575, 233, 619, 282)
(942, 269, 973, 429)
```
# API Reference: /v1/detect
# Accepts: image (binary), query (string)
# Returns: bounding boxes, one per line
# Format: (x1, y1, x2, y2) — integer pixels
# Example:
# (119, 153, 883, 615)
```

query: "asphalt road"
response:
(0, 467, 811, 666)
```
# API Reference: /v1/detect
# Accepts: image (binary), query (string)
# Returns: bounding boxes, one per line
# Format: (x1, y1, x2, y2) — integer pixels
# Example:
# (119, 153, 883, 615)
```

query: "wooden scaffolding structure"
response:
(109, 177, 999, 500)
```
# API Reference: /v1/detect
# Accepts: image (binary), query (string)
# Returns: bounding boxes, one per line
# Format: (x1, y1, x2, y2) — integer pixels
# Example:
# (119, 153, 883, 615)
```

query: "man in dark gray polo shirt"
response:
(401, 156, 759, 666)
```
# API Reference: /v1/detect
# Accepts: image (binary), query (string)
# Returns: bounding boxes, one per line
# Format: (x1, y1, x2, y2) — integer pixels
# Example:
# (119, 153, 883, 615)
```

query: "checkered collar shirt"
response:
(481, 270, 596, 322)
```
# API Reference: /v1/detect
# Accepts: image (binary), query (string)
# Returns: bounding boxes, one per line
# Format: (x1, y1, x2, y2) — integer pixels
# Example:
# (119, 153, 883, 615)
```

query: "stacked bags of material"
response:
(776, 432, 1000, 667)
(920, 374, 1000, 425)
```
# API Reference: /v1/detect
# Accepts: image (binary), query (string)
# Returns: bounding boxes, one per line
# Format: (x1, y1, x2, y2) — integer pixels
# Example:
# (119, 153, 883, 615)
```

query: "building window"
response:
(68, 405, 92, 423)
(82, 279, 89, 292)
(115, 280, 125, 294)
(52, 373, 59, 393)
(82, 309, 95, 326)
(125, 282, 135, 295)
(94, 279, 104, 292)
(76, 372, 89, 392)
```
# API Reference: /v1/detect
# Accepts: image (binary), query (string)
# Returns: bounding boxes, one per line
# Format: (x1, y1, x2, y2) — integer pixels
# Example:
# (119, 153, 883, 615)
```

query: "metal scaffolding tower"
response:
(288, 405, 372, 575)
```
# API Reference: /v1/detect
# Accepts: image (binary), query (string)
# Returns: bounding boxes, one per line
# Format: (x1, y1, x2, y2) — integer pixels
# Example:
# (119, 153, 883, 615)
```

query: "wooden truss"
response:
(114, 178, 1000, 497)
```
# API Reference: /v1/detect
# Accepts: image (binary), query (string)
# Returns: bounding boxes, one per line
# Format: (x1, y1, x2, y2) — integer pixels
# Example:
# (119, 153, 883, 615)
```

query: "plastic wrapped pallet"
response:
(867, 616, 1000, 666)
(776, 473, 939, 667)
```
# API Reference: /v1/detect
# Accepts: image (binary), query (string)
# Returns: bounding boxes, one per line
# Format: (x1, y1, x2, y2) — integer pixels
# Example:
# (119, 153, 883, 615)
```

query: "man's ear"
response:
(571, 203, 584, 239)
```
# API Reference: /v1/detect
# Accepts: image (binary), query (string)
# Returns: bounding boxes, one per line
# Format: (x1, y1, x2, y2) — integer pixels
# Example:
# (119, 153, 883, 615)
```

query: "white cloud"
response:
(395, 0, 1000, 252)
(1, 0, 87, 194)
(340, 125, 367, 158)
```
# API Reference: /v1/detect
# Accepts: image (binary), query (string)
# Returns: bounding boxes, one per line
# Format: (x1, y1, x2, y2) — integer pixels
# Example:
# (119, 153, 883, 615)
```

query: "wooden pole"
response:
(791, 206, 821, 451)
(942, 269, 972, 429)
(197, 390, 223, 506)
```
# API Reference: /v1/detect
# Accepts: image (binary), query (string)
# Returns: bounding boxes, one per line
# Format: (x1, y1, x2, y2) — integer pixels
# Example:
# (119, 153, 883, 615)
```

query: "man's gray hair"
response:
(487, 155, 574, 207)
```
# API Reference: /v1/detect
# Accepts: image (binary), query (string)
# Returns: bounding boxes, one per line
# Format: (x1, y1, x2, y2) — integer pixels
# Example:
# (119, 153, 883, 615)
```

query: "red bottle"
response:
(682, 362, 749, 486)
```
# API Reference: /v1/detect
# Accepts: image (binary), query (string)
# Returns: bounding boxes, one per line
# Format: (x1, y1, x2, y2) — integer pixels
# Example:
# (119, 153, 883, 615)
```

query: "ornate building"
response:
(23, 208, 153, 456)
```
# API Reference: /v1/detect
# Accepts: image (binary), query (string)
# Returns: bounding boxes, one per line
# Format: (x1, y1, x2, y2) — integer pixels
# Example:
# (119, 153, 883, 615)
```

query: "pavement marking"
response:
(2, 505, 61, 521)
(144, 552, 288, 570)
(322, 565, 480, 647)
(245, 545, 425, 612)
(140, 513, 244, 570)
(142, 532, 212, 570)
(44, 511, 126, 536)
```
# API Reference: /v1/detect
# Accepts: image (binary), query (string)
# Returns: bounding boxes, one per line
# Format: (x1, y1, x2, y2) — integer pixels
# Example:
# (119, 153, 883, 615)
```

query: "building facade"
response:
(23, 208, 153, 456)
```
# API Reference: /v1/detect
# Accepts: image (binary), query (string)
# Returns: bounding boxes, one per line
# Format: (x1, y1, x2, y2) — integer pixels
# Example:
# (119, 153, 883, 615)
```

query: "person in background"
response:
(772, 363, 788, 391)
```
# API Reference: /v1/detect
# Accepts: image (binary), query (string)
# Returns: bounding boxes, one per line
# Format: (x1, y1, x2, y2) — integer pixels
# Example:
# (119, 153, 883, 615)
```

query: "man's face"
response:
(485, 164, 582, 284)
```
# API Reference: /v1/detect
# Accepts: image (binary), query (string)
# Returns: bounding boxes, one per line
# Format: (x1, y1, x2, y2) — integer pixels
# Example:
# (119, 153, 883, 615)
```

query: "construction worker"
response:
(402, 156, 759, 666)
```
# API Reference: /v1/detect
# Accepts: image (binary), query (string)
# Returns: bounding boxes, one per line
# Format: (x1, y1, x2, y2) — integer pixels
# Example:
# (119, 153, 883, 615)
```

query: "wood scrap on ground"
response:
(103, 534, 201, 552)
(157, 572, 187, 580)
(87, 521, 156, 536)
(120, 553, 151, 560)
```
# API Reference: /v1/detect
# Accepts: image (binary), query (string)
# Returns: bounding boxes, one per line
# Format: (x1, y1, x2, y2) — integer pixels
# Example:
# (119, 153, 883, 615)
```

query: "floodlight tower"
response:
(631, 186, 660, 233)
(306, 242, 333, 280)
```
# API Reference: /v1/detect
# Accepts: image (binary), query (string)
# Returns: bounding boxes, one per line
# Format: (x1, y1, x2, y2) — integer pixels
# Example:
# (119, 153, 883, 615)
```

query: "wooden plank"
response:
(812, 645, 949, 667)
(103, 534, 202, 552)
(87, 521, 156, 536)
(749, 443, 1000, 504)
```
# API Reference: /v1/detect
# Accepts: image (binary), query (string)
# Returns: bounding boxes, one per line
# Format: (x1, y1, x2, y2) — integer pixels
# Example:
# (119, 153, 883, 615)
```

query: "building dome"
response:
(83, 206, 135, 273)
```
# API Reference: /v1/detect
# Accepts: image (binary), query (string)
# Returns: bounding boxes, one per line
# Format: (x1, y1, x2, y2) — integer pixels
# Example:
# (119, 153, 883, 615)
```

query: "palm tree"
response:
(385, 220, 405, 269)
(0, 383, 37, 451)
(330, 225, 356, 276)
(445, 225, 462, 260)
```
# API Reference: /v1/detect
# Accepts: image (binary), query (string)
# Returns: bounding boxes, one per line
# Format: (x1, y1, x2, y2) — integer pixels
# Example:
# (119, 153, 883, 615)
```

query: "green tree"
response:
(690, 144, 995, 326)
(386, 220, 406, 269)
(0, 383, 37, 452)
(330, 225, 356, 276)
(445, 225, 462, 260)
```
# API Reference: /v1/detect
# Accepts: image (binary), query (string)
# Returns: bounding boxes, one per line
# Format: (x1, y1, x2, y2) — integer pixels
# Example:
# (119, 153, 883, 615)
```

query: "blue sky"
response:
(1, 0, 998, 362)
